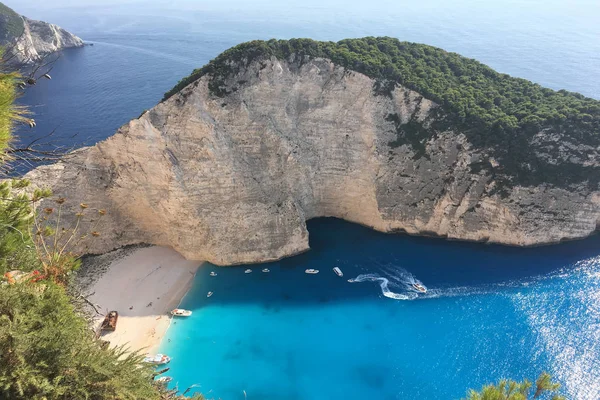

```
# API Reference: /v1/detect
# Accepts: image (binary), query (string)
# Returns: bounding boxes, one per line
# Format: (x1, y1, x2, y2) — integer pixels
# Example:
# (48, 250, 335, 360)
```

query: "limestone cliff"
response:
(25, 40, 600, 265)
(0, 2, 83, 65)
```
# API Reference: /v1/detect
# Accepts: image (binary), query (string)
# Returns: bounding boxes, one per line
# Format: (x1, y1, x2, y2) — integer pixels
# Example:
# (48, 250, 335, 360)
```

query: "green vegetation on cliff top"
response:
(164, 37, 599, 137)
(0, 2, 24, 42)
(164, 37, 599, 191)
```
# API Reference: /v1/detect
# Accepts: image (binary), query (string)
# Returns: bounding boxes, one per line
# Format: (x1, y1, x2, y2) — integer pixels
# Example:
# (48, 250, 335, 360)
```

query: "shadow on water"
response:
(182, 218, 600, 310)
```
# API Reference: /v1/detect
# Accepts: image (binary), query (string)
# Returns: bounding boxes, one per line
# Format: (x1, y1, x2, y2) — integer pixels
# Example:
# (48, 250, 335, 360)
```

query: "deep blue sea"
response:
(9, 0, 600, 398)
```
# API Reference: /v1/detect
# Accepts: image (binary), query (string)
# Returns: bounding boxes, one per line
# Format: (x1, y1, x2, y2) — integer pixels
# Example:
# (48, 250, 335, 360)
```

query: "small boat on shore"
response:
(245, 269, 252, 274)
(412, 283, 427, 293)
(209, 271, 217, 277)
(100, 311, 118, 332)
(171, 308, 192, 317)
(143, 354, 171, 365)
(333, 267, 343, 277)
(305, 269, 319, 274)
(207, 291, 213, 298)
(262, 268, 270, 273)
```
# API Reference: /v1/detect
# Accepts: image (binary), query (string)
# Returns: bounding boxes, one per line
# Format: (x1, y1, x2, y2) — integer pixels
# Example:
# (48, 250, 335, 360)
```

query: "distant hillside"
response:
(0, 1, 83, 65)
(0, 2, 24, 42)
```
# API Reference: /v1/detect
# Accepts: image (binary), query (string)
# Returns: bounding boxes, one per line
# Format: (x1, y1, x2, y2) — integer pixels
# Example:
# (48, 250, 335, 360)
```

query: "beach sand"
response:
(81, 246, 200, 354)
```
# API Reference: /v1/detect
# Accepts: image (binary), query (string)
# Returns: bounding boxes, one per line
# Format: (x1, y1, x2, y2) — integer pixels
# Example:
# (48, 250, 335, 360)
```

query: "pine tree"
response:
(464, 373, 566, 400)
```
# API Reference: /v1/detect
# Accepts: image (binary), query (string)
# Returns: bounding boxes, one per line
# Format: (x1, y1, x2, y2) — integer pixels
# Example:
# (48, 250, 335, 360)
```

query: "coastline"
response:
(77, 246, 201, 354)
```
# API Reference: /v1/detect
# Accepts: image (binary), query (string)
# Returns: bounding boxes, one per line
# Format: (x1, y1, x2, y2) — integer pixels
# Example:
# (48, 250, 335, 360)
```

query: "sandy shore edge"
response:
(77, 246, 201, 354)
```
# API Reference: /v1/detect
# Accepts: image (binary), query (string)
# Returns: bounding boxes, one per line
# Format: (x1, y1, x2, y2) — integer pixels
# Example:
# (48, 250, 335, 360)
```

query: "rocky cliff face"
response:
(25, 57, 600, 264)
(3, 14, 83, 65)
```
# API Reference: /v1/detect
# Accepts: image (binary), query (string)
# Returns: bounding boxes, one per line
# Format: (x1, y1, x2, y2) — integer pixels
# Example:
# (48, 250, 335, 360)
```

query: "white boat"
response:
(207, 291, 213, 298)
(155, 376, 172, 384)
(143, 354, 171, 365)
(209, 271, 217, 277)
(262, 268, 270, 273)
(245, 269, 252, 274)
(171, 308, 192, 317)
(305, 269, 319, 274)
(333, 267, 343, 277)
(412, 283, 427, 293)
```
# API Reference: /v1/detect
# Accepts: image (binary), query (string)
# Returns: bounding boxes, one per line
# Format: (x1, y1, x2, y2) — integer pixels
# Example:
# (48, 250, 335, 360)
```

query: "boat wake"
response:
(347, 258, 573, 301)
(348, 274, 417, 300)
(348, 261, 502, 301)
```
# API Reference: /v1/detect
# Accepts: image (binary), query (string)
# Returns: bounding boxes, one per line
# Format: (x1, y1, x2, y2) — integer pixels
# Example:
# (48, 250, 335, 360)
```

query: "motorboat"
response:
(171, 308, 192, 317)
(412, 283, 427, 293)
(209, 271, 217, 277)
(155, 376, 172, 384)
(333, 267, 343, 277)
(245, 269, 252, 274)
(207, 291, 213, 298)
(143, 354, 171, 365)
(305, 269, 319, 274)
(262, 268, 270, 273)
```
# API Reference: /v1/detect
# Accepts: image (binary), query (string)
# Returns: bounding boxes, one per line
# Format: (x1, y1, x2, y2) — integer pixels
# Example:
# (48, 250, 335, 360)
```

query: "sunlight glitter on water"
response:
(512, 256, 600, 400)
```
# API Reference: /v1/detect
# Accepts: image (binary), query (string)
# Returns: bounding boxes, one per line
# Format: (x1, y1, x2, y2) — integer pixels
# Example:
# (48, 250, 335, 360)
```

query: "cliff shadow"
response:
(181, 218, 600, 309)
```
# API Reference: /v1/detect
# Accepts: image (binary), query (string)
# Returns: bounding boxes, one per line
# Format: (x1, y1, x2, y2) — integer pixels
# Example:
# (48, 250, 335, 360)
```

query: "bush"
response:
(0, 282, 160, 400)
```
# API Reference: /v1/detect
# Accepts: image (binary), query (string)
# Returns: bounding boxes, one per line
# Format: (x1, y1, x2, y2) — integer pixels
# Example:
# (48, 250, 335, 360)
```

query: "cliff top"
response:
(165, 38, 600, 135)
(164, 37, 600, 191)
(0, 2, 24, 42)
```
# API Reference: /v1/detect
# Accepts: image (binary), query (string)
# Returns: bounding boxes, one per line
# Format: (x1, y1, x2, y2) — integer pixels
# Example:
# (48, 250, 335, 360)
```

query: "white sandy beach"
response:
(86, 246, 200, 354)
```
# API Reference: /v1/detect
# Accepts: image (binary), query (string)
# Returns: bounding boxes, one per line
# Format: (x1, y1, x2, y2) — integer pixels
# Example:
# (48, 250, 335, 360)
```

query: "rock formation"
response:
(0, 2, 83, 65)
(25, 42, 600, 265)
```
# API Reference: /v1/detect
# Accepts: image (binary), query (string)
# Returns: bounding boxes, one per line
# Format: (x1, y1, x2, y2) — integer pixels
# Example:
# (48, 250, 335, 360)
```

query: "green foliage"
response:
(164, 37, 600, 191)
(164, 37, 600, 139)
(0, 2, 25, 42)
(464, 372, 565, 400)
(0, 179, 38, 276)
(0, 69, 25, 159)
(0, 282, 161, 400)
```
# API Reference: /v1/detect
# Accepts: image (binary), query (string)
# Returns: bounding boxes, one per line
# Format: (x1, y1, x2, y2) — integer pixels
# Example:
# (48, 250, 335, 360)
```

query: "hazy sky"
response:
(9, 0, 600, 15)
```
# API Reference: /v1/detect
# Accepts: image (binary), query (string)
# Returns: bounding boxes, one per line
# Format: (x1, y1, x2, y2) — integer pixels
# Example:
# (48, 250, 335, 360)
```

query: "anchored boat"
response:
(143, 354, 171, 365)
(207, 291, 213, 298)
(171, 308, 192, 317)
(245, 269, 252, 274)
(333, 267, 343, 277)
(262, 268, 270, 273)
(305, 269, 319, 274)
(209, 271, 217, 277)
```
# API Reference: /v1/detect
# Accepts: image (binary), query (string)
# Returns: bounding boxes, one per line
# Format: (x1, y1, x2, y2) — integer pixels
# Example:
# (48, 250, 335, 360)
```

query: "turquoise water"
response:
(10, 1, 600, 397)
(160, 219, 600, 400)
